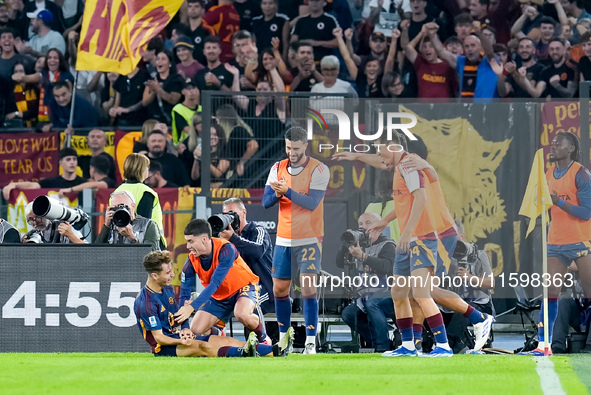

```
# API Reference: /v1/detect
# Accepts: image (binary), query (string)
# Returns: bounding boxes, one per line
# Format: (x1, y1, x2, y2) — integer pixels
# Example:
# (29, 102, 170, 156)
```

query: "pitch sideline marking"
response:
(534, 357, 566, 395)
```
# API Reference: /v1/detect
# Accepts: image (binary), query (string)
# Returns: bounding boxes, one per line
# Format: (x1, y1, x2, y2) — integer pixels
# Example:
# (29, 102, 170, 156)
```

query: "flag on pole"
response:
(519, 149, 553, 237)
(76, 0, 184, 75)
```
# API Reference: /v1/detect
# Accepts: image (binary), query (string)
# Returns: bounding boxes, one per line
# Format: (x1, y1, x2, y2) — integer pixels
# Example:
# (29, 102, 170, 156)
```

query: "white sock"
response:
(402, 341, 415, 350)
(279, 331, 286, 341)
(306, 336, 316, 345)
(438, 342, 451, 351)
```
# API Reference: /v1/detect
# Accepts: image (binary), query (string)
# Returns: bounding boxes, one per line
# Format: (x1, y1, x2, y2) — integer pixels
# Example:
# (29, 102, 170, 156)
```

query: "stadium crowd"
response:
(0, 0, 590, 186)
(1, 0, 591, 356)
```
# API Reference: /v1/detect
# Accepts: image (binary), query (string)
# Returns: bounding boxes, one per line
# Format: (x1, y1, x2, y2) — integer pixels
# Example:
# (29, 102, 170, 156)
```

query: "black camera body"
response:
(208, 211, 240, 237)
(341, 229, 371, 249)
(24, 229, 44, 244)
(111, 204, 132, 228)
(453, 240, 479, 267)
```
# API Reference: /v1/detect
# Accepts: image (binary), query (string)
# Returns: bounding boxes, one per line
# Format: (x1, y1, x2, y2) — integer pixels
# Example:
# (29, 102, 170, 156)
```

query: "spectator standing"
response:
(289, 41, 324, 91)
(190, 122, 232, 188)
(146, 131, 192, 187)
(2, 148, 86, 200)
(10, 61, 39, 127)
(202, 0, 241, 62)
(48, 80, 98, 128)
(401, 22, 458, 98)
(216, 104, 259, 179)
(22, 0, 65, 36)
(290, 0, 339, 62)
(429, 22, 500, 100)
(77, 129, 116, 181)
(25, 9, 65, 56)
(58, 155, 117, 197)
(141, 36, 164, 77)
(142, 50, 184, 125)
(579, 32, 591, 81)
(408, 0, 434, 42)
(110, 67, 149, 127)
(193, 36, 235, 93)
(172, 81, 202, 145)
(186, 0, 215, 66)
(251, 0, 290, 57)
(496, 37, 546, 98)
(561, 0, 591, 43)
(334, 27, 385, 98)
(538, 38, 577, 98)
(175, 36, 204, 80)
(234, 0, 262, 31)
(145, 161, 179, 189)
(0, 27, 34, 82)
(11, 48, 73, 124)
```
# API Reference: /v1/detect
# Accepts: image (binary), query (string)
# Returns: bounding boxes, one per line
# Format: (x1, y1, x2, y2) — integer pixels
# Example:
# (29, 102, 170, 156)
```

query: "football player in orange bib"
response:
(399, 155, 494, 352)
(334, 132, 453, 357)
(520, 132, 591, 356)
(175, 219, 272, 346)
(263, 126, 330, 354)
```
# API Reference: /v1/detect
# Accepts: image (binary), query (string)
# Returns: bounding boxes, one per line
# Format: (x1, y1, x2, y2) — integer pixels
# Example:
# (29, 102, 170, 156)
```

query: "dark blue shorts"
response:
(393, 239, 438, 277)
(548, 242, 591, 267)
(272, 243, 322, 279)
(199, 283, 260, 322)
(436, 234, 457, 276)
(155, 345, 177, 357)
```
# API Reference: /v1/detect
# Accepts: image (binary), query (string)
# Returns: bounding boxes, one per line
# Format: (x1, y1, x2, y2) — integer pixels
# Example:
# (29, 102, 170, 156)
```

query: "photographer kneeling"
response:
(444, 220, 494, 352)
(23, 201, 85, 244)
(338, 213, 396, 352)
(95, 191, 161, 251)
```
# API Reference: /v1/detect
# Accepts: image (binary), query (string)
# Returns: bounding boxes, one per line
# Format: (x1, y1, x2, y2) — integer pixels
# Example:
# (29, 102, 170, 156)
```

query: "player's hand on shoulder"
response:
(402, 156, 428, 172)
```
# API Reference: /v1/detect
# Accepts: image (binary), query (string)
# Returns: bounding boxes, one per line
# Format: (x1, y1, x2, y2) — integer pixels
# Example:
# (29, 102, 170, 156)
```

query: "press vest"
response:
(172, 104, 201, 145)
(114, 182, 166, 246)
(108, 216, 153, 245)
(0, 220, 18, 243)
(357, 238, 396, 298)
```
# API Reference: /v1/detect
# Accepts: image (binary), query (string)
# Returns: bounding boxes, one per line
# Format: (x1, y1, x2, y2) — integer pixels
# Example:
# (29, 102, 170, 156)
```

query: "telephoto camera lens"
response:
(112, 205, 132, 227)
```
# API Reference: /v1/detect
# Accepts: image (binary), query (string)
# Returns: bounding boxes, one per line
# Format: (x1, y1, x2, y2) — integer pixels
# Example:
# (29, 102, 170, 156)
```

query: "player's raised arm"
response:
(332, 152, 389, 170)
(179, 257, 197, 307)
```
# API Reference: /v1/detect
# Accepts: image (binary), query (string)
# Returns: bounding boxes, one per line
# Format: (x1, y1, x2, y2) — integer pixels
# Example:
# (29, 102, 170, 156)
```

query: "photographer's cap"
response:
(59, 147, 78, 160)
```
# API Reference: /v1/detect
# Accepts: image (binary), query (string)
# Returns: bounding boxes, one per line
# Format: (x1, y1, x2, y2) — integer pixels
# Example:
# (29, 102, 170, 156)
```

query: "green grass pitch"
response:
(0, 353, 589, 394)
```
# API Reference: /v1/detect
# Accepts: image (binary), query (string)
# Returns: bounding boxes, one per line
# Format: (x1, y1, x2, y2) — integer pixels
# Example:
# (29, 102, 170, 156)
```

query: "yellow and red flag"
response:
(76, 0, 183, 75)
(519, 149, 553, 237)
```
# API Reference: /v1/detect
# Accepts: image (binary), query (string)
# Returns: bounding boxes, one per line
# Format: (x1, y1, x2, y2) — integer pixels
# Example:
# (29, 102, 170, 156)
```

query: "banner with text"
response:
(541, 101, 591, 169)
(0, 134, 59, 186)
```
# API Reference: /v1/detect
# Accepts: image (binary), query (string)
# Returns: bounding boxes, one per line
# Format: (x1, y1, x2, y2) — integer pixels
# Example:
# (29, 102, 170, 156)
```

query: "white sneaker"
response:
(303, 343, 316, 355)
(473, 314, 494, 351)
